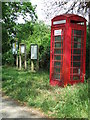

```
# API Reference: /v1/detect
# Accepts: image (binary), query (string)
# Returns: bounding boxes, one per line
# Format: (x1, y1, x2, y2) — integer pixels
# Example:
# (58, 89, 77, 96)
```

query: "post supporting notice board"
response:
(16, 55, 18, 68)
(30, 44, 38, 72)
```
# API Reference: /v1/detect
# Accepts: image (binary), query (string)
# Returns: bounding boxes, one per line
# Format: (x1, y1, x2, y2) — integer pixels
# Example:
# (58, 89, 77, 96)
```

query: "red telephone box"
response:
(50, 14, 86, 87)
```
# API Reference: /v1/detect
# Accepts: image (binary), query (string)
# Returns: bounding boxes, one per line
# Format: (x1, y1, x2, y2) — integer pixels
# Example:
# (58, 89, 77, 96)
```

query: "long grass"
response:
(2, 66, 89, 118)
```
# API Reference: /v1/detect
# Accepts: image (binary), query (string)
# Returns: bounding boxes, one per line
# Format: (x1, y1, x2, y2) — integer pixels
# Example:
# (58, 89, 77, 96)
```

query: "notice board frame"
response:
(30, 44, 38, 60)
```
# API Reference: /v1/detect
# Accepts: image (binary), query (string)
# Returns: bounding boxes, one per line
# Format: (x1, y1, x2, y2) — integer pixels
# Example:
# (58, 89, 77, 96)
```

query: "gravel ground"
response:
(0, 93, 46, 119)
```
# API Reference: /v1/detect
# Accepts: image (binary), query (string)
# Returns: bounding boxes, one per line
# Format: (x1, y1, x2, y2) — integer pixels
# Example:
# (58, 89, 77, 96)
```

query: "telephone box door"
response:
(70, 27, 85, 82)
(50, 28, 64, 84)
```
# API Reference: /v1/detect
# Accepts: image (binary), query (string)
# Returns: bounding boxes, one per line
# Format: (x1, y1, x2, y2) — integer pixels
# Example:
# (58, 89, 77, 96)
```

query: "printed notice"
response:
(31, 45, 38, 59)
(54, 29, 62, 36)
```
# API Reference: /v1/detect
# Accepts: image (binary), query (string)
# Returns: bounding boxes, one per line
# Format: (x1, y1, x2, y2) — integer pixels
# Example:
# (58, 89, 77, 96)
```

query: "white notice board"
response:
(21, 45, 25, 54)
(54, 29, 62, 36)
(12, 42, 18, 54)
(31, 44, 38, 59)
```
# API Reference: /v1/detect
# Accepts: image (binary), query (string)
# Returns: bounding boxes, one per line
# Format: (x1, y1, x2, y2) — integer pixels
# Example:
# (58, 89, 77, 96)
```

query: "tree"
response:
(25, 21, 51, 69)
(2, 2, 37, 54)
(12, 21, 50, 69)
(14, 21, 34, 43)
(2, 2, 38, 65)
(42, 0, 90, 24)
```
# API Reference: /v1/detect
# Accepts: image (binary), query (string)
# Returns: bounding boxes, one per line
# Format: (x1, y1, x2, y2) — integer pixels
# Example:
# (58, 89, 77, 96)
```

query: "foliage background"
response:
(1, 1, 89, 118)
(2, 2, 89, 77)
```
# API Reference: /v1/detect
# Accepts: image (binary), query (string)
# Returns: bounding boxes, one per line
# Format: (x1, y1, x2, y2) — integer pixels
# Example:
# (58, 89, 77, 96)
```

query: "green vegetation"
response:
(2, 66, 88, 118)
(2, 2, 51, 70)
(2, 2, 89, 78)
(2, 2, 89, 119)
(16, 21, 50, 69)
(2, 2, 37, 65)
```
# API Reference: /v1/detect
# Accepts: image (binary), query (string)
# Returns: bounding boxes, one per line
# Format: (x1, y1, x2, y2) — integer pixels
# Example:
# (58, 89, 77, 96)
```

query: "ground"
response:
(1, 91, 46, 118)
(2, 66, 89, 118)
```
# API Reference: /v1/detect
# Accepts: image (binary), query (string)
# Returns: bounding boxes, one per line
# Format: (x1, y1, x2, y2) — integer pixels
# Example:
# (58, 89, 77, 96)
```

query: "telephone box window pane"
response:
(74, 30, 82, 35)
(73, 56, 81, 61)
(74, 43, 81, 48)
(53, 20, 66, 25)
(77, 43, 81, 48)
(54, 74, 60, 80)
(73, 68, 78, 73)
(72, 55, 81, 61)
(74, 37, 81, 43)
(73, 49, 81, 54)
(78, 38, 81, 43)
(55, 43, 62, 48)
(73, 62, 81, 67)
(54, 49, 62, 54)
(54, 68, 60, 73)
(55, 36, 62, 41)
(73, 76, 80, 80)
(55, 56, 61, 60)
(73, 68, 80, 74)
(74, 43, 77, 48)
(74, 37, 77, 42)
(54, 62, 61, 66)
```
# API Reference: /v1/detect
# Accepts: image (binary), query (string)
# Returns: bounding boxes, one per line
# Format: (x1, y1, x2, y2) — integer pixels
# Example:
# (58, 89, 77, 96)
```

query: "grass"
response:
(2, 66, 89, 118)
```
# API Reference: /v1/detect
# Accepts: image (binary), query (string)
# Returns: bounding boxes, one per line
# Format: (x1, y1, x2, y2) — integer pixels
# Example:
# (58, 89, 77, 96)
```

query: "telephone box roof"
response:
(52, 14, 86, 22)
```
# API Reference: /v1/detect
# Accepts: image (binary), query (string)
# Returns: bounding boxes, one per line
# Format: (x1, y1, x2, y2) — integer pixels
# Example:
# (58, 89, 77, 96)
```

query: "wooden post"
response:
(36, 46, 39, 71)
(24, 45, 27, 69)
(19, 44, 21, 70)
(24, 46, 27, 69)
(36, 59, 39, 71)
(31, 60, 34, 71)
(19, 54, 21, 70)
(16, 55, 18, 68)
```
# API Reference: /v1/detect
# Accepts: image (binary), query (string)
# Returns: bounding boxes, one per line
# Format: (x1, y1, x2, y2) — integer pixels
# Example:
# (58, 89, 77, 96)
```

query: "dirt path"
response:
(1, 93, 46, 118)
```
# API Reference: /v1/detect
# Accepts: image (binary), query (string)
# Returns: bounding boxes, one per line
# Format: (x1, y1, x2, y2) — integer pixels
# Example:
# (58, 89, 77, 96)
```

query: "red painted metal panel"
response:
(50, 14, 86, 87)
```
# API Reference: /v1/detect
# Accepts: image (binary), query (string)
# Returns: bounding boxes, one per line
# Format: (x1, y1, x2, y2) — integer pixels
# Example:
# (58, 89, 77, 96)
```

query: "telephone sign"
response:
(54, 29, 62, 36)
